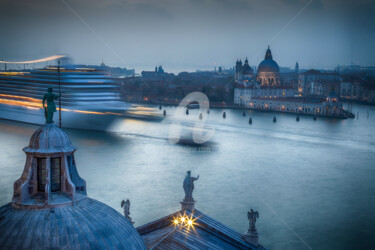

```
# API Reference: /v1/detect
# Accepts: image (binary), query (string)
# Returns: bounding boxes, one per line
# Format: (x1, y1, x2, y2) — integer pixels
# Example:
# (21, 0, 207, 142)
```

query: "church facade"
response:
(234, 46, 296, 107)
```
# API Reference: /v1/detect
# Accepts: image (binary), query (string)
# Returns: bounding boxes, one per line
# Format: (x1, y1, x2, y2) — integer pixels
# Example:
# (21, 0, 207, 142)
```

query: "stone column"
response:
(44, 156, 51, 204)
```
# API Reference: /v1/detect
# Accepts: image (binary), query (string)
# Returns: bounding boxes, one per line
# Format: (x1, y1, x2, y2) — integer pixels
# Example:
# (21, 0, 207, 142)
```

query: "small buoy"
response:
(243, 111, 246, 117)
(223, 112, 226, 119)
(313, 116, 317, 121)
(249, 117, 252, 125)
(273, 116, 277, 123)
(296, 115, 300, 122)
(163, 110, 166, 116)
(159, 105, 162, 110)
(199, 113, 202, 120)
(186, 109, 189, 115)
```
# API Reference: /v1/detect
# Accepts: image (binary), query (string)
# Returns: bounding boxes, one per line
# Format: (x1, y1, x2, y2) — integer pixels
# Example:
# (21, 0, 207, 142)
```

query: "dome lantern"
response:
(13, 122, 86, 208)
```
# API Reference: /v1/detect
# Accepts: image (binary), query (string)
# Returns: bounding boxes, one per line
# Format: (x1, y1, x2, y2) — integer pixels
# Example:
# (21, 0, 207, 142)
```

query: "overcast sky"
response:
(1, 0, 374, 72)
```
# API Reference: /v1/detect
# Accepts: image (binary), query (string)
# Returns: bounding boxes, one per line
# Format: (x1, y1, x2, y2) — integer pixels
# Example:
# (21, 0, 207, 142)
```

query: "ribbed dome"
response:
(24, 123, 75, 153)
(0, 198, 146, 249)
(258, 59, 280, 73)
(243, 64, 253, 75)
(258, 46, 280, 73)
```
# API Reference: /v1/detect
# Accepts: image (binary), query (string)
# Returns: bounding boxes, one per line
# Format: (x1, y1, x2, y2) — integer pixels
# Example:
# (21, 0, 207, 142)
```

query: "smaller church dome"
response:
(24, 123, 76, 153)
(242, 58, 253, 75)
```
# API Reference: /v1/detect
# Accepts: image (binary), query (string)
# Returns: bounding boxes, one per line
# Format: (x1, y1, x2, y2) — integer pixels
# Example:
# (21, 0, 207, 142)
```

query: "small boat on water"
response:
(313, 115, 317, 121)
(186, 109, 189, 115)
(296, 115, 300, 122)
(273, 116, 277, 123)
(187, 103, 199, 109)
(249, 117, 252, 125)
(159, 105, 162, 110)
(243, 111, 246, 117)
(199, 113, 202, 120)
(223, 112, 226, 119)
(163, 110, 166, 116)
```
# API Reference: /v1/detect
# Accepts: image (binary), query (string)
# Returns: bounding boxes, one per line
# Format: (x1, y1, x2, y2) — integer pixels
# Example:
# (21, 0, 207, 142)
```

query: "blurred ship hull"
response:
(0, 67, 130, 131)
(0, 103, 122, 131)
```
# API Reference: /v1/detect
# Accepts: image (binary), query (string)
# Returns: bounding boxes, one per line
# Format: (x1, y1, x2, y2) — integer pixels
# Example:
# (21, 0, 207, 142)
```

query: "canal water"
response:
(0, 103, 374, 249)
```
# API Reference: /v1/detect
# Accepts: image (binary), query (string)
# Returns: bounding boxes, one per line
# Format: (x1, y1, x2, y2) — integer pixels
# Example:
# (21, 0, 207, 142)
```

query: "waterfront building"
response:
(234, 47, 296, 105)
(298, 69, 341, 97)
(234, 86, 295, 106)
(247, 96, 343, 117)
(0, 122, 146, 248)
(232, 47, 353, 117)
(340, 74, 375, 104)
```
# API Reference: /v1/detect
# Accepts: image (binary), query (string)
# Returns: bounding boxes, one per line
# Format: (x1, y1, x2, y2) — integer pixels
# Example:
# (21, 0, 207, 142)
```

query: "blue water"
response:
(0, 103, 374, 249)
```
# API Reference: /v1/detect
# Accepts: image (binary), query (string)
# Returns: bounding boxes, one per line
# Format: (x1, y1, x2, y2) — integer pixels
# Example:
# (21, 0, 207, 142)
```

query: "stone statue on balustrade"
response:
(247, 209, 259, 232)
(183, 170, 199, 202)
(181, 171, 199, 211)
(243, 209, 260, 246)
(42, 88, 60, 123)
(121, 199, 134, 224)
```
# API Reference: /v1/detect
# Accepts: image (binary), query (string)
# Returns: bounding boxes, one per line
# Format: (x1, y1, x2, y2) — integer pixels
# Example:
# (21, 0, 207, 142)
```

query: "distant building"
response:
(298, 70, 341, 97)
(141, 65, 170, 78)
(234, 47, 296, 106)
(340, 74, 375, 104)
(233, 48, 349, 117)
(256, 46, 281, 86)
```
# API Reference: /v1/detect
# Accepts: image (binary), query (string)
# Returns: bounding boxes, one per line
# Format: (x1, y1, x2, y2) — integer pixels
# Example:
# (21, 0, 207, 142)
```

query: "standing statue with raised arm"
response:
(183, 170, 199, 202)
(42, 88, 60, 123)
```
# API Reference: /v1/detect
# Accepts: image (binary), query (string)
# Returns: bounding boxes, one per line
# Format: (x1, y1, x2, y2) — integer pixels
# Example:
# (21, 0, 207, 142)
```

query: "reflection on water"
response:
(0, 103, 375, 249)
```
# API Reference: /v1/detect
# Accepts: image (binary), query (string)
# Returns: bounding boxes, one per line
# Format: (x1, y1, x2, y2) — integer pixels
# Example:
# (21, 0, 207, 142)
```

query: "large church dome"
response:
(25, 123, 75, 153)
(0, 198, 146, 249)
(257, 46, 280, 73)
(1, 120, 146, 249)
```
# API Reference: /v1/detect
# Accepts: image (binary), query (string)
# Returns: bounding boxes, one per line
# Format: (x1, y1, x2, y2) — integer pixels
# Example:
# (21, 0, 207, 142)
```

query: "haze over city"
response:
(1, 0, 375, 71)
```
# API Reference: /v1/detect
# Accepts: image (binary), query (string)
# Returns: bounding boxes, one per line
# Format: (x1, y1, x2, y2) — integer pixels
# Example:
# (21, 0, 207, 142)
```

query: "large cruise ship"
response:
(0, 66, 131, 130)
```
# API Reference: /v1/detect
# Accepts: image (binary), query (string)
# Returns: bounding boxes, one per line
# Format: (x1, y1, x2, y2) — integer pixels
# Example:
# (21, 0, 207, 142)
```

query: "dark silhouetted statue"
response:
(42, 88, 60, 123)
(183, 171, 199, 202)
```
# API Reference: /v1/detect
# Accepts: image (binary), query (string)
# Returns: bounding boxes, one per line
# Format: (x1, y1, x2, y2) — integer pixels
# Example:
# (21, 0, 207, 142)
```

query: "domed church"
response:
(256, 46, 280, 86)
(235, 58, 254, 84)
(0, 122, 146, 249)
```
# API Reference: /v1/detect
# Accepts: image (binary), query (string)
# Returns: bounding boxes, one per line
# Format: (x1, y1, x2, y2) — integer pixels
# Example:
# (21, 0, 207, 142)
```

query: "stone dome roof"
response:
(258, 46, 280, 73)
(242, 58, 253, 75)
(0, 198, 146, 249)
(243, 64, 253, 75)
(24, 123, 76, 153)
(258, 59, 280, 73)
